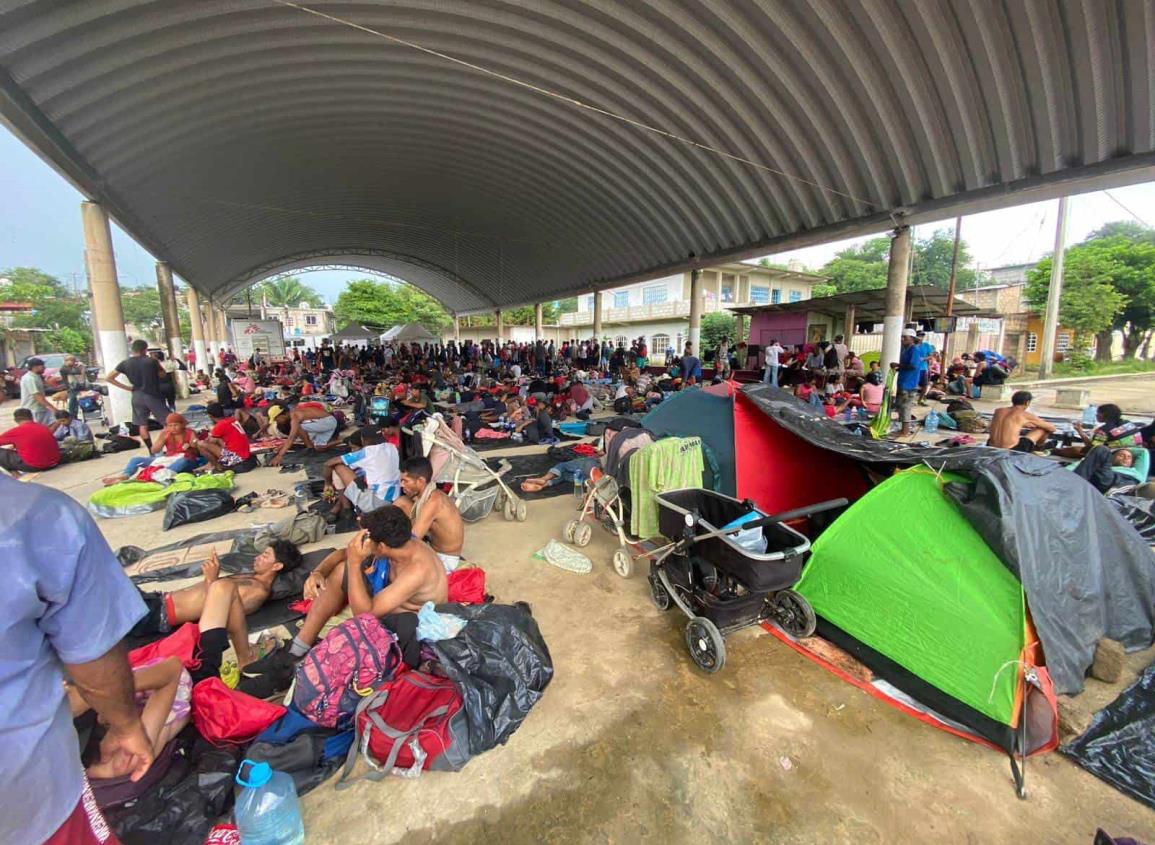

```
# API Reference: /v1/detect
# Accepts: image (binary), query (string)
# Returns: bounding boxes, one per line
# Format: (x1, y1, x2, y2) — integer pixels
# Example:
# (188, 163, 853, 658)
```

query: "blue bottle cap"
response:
(237, 759, 272, 788)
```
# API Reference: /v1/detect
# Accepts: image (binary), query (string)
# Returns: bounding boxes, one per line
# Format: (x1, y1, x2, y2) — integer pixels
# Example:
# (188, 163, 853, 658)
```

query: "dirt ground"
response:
(11, 397, 1155, 845)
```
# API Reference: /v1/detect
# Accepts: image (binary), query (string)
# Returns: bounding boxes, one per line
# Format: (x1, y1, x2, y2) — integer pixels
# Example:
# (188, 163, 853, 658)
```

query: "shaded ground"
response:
(7, 396, 1155, 844)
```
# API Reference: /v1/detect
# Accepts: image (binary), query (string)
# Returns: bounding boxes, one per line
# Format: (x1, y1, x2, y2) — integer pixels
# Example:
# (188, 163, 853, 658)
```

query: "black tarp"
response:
(1062, 663, 1155, 810)
(742, 384, 1155, 696)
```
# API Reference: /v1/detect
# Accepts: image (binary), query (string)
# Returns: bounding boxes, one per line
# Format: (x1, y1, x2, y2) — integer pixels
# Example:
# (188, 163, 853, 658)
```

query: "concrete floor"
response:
(9, 397, 1155, 844)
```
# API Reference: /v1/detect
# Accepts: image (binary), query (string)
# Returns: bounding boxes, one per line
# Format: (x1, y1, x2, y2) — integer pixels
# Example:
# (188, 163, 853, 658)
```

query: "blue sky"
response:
(3, 123, 1154, 303)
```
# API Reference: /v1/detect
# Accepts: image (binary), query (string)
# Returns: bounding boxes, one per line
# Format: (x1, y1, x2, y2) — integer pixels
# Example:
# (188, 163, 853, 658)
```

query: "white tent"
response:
(380, 322, 438, 344)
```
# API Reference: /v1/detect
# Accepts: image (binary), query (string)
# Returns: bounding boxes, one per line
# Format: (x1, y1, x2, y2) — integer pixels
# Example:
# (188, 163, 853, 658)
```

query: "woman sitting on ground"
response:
(102, 413, 201, 485)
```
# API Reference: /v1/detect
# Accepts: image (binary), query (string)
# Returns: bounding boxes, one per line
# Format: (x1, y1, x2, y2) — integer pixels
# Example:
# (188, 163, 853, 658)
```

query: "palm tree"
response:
(257, 276, 324, 308)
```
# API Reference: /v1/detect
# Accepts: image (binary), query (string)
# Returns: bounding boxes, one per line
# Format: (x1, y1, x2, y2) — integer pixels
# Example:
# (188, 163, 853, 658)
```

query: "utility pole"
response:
(942, 216, 962, 359)
(1038, 196, 1070, 380)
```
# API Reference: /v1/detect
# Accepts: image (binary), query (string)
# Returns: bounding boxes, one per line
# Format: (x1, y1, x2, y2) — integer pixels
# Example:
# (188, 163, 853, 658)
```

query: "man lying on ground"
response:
(249, 506, 447, 673)
(322, 427, 400, 517)
(988, 391, 1056, 453)
(393, 456, 464, 571)
(1073, 445, 1136, 494)
(520, 455, 601, 493)
(269, 403, 340, 466)
(129, 540, 303, 668)
(0, 407, 61, 473)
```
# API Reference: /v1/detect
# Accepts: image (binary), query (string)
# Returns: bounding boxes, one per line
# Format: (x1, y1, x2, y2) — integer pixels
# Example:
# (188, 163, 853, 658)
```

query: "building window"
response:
(1057, 332, 1071, 353)
(751, 286, 770, 305)
(614, 335, 629, 348)
(651, 333, 670, 354)
(305, 314, 318, 326)
(721, 285, 734, 303)
(1026, 332, 1038, 353)
(643, 284, 667, 305)
(788, 290, 802, 303)
(285, 316, 295, 326)
(584, 295, 595, 311)
(613, 291, 629, 309)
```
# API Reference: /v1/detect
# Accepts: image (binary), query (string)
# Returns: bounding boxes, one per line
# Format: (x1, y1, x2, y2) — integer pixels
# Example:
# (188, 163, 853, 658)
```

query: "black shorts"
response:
(189, 627, 230, 685)
(131, 392, 172, 428)
(918, 370, 929, 388)
(1012, 436, 1037, 453)
(129, 590, 171, 637)
(0, 450, 37, 472)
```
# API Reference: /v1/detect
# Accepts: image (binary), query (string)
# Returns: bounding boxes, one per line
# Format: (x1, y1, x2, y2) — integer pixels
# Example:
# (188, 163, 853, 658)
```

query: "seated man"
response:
(269, 403, 340, 466)
(49, 409, 94, 443)
(988, 390, 1056, 452)
(0, 407, 61, 473)
(393, 456, 464, 571)
(197, 402, 257, 472)
(252, 506, 448, 670)
(1073, 445, 1135, 494)
(129, 540, 304, 668)
(322, 427, 400, 516)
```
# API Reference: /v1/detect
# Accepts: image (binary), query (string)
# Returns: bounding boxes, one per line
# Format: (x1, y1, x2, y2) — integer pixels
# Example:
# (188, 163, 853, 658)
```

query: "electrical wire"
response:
(1104, 190, 1153, 228)
(269, 0, 882, 211)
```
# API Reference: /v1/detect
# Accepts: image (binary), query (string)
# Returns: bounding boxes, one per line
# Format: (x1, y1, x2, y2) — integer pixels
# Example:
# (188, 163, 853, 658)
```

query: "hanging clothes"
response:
(628, 436, 705, 538)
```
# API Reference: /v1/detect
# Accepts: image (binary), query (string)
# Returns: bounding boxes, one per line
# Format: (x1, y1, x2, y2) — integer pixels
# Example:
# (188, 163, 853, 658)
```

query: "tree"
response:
(1087, 221, 1155, 244)
(120, 287, 164, 341)
(811, 283, 837, 298)
(333, 279, 451, 332)
(819, 237, 891, 292)
(910, 228, 977, 290)
(2, 266, 93, 355)
(819, 230, 976, 294)
(557, 297, 579, 313)
(1025, 248, 1130, 357)
(700, 311, 736, 356)
(758, 258, 791, 271)
(255, 276, 324, 308)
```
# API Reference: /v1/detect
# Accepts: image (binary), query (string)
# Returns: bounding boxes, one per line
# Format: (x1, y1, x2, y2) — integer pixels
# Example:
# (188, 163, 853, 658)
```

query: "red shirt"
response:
(210, 418, 251, 459)
(0, 421, 61, 469)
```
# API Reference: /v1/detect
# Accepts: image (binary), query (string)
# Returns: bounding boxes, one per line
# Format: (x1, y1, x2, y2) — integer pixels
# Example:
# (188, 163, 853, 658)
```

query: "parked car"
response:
(4, 353, 99, 399)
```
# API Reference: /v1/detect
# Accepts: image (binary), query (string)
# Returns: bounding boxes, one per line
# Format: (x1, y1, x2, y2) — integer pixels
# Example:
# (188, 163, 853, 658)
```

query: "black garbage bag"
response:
(163, 489, 235, 530)
(104, 732, 244, 845)
(1062, 663, 1155, 811)
(430, 602, 553, 757)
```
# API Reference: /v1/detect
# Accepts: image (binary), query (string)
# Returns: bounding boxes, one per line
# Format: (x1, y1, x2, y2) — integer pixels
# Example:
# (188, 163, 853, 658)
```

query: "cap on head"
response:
(901, 328, 917, 338)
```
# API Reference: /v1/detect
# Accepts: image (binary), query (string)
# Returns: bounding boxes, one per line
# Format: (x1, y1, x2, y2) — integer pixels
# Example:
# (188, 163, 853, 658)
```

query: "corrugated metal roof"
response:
(1, 0, 1153, 312)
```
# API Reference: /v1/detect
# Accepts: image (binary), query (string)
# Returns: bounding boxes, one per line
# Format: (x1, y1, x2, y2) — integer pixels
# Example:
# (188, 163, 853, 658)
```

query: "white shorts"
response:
(301, 415, 338, 446)
(438, 552, 461, 573)
(344, 485, 387, 514)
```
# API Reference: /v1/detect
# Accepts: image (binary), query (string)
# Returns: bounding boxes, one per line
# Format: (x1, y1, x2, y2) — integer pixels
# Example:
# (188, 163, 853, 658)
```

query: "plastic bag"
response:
(416, 601, 467, 641)
(163, 489, 235, 530)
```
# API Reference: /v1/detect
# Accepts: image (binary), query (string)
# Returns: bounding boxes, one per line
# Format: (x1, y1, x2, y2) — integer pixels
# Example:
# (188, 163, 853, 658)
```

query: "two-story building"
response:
(557, 260, 827, 357)
(225, 300, 336, 351)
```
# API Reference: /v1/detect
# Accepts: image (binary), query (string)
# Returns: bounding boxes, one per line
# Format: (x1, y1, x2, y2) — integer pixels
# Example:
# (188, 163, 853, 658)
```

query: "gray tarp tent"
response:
(381, 323, 438, 344)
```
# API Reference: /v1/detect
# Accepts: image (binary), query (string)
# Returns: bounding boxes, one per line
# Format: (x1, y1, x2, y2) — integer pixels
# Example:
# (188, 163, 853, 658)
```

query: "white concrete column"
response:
(592, 291, 602, 341)
(201, 302, 217, 360)
(494, 309, 503, 342)
(688, 269, 703, 352)
(534, 302, 544, 340)
(453, 315, 461, 342)
(82, 201, 132, 426)
(880, 226, 912, 372)
(217, 307, 230, 353)
(155, 262, 188, 397)
(185, 285, 208, 374)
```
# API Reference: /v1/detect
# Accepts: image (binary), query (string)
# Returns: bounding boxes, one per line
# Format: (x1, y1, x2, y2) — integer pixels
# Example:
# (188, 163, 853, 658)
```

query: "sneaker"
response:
(242, 641, 301, 676)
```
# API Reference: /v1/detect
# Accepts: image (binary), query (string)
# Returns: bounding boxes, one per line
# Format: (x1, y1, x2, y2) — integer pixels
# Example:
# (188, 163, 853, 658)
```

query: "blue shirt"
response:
(916, 341, 934, 372)
(897, 344, 922, 391)
(0, 477, 146, 843)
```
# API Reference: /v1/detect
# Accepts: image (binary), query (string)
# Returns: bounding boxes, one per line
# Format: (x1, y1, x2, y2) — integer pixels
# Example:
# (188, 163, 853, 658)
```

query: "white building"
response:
(227, 301, 336, 351)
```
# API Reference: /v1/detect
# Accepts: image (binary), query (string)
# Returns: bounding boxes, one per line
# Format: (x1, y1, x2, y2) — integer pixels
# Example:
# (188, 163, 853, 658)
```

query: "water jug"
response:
(1082, 404, 1098, 426)
(235, 760, 305, 845)
(573, 471, 584, 500)
(924, 410, 939, 434)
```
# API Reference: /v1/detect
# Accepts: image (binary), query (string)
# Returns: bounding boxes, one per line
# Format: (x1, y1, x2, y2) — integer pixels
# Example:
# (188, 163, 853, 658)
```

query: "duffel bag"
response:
(336, 670, 470, 788)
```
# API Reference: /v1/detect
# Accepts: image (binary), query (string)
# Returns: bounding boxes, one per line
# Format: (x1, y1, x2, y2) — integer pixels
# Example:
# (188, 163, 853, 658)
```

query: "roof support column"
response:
(155, 261, 188, 398)
(453, 315, 460, 342)
(688, 269, 703, 355)
(217, 307, 230, 356)
(534, 303, 544, 341)
(592, 291, 602, 341)
(82, 201, 133, 427)
(495, 309, 503, 343)
(202, 301, 217, 360)
(844, 303, 857, 341)
(880, 226, 911, 372)
(185, 286, 208, 374)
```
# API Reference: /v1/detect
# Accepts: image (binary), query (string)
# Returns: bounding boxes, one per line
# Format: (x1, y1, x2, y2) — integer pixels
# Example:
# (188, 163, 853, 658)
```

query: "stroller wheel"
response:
(574, 521, 592, 547)
(770, 589, 817, 638)
(612, 546, 633, 578)
(502, 498, 516, 521)
(515, 499, 528, 522)
(648, 572, 672, 610)
(685, 617, 726, 673)
(563, 520, 577, 543)
(494, 490, 507, 510)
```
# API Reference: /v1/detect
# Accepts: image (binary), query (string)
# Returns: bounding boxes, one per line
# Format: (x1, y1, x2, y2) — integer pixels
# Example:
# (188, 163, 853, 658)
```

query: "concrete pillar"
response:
(494, 309, 503, 343)
(688, 269, 703, 353)
(185, 285, 208, 373)
(844, 304, 857, 341)
(201, 301, 217, 360)
(592, 291, 602, 341)
(453, 315, 460, 342)
(880, 226, 911, 372)
(82, 201, 133, 426)
(217, 307, 230, 353)
(735, 313, 747, 345)
(534, 302, 544, 340)
(155, 262, 188, 397)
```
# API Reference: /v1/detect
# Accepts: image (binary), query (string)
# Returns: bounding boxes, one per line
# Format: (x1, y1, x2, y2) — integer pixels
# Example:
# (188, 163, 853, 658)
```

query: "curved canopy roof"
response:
(2, 1, 1154, 313)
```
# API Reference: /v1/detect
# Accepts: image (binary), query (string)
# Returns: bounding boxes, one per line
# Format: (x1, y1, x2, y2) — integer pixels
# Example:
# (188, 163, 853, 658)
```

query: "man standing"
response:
(890, 329, 922, 438)
(915, 331, 934, 405)
(762, 338, 784, 388)
(106, 339, 171, 448)
(0, 475, 152, 844)
(20, 357, 57, 426)
(318, 340, 336, 376)
(680, 341, 702, 385)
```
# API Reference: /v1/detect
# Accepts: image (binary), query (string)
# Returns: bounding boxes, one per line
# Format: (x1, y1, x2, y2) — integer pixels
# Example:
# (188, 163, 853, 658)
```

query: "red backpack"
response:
(292, 614, 403, 728)
(336, 670, 470, 788)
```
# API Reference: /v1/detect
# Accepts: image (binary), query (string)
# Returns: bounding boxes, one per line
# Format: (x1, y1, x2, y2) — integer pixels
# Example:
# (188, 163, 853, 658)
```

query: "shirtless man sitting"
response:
(988, 391, 1056, 452)
(249, 506, 448, 672)
(269, 403, 341, 466)
(129, 540, 303, 667)
(394, 456, 464, 572)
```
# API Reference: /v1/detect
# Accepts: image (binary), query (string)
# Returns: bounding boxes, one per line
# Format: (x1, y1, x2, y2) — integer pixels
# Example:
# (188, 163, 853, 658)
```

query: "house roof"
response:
(729, 286, 1000, 321)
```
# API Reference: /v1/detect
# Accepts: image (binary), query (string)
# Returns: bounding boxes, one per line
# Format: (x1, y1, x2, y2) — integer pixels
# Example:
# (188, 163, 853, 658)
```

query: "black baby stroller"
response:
(651, 489, 847, 673)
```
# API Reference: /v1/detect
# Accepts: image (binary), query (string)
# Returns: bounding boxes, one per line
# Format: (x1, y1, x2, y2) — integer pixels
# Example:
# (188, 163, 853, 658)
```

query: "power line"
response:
(270, 0, 882, 211)
(1104, 190, 1153, 228)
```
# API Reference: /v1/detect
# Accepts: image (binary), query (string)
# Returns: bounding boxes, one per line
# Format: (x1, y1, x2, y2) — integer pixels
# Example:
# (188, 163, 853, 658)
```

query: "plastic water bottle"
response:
(1082, 404, 1098, 426)
(843, 406, 853, 422)
(235, 760, 304, 845)
(573, 471, 584, 500)
(924, 410, 939, 434)
(293, 488, 307, 514)
(857, 406, 868, 422)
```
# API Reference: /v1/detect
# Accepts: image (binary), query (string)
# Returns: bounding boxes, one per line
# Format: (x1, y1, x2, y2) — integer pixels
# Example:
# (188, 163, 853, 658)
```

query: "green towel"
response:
(628, 436, 705, 538)
(89, 472, 234, 517)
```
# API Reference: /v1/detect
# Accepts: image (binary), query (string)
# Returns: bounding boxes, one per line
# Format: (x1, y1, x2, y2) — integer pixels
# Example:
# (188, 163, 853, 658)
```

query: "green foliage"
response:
(3, 266, 93, 354)
(819, 237, 890, 292)
(758, 258, 791, 271)
(910, 228, 977, 290)
(120, 287, 164, 336)
(811, 283, 838, 298)
(503, 303, 560, 326)
(818, 229, 975, 294)
(557, 297, 579, 313)
(700, 311, 736, 354)
(44, 327, 90, 355)
(255, 276, 325, 308)
(1087, 221, 1155, 244)
(334, 279, 451, 332)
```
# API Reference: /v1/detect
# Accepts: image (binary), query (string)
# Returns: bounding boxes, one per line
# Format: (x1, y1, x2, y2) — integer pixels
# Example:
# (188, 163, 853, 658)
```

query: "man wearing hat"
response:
(889, 329, 923, 438)
(19, 357, 57, 426)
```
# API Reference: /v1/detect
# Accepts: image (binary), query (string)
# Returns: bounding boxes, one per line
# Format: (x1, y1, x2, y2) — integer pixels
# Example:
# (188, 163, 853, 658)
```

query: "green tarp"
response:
(89, 472, 235, 518)
(796, 469, 1025, 725)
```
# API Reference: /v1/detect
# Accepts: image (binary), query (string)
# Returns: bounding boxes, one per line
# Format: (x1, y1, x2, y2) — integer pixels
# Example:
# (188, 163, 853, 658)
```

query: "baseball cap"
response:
(901, 329, 917, 338)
